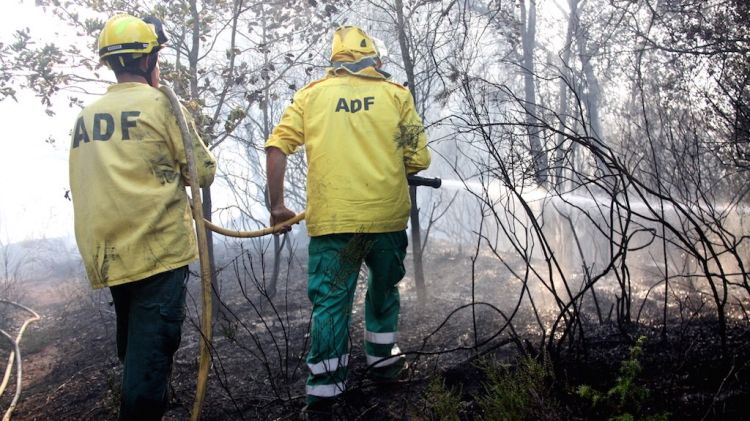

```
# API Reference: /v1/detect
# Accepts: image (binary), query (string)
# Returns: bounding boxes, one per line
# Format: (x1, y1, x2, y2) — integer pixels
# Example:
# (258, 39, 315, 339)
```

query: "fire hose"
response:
(161, 85, 440, 420)
(201, 176, 440, 238)
(0, 300, 41, 421)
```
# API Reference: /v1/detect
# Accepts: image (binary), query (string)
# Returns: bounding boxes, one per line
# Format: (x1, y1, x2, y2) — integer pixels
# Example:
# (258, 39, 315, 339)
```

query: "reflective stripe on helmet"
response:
(99, 42, 150, 57)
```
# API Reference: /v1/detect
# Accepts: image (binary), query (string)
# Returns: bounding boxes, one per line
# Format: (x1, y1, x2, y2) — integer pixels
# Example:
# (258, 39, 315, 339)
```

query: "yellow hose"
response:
(202, 212, 305, 238)
(160, 86, 214, 421)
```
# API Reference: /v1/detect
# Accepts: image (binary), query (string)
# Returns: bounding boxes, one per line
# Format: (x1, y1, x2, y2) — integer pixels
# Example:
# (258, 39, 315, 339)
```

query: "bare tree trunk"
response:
(257, 5, 281, 300)
(395, 0, 427, 303)
(573, 3, 606, 175)
(520, 0, 548, 186)
(188, 0, 218, 319)
(554, 0, 579, 190)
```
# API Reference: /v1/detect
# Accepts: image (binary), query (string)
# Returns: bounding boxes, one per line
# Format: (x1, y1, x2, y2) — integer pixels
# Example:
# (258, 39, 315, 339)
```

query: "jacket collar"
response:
(327, 57, 391, 80)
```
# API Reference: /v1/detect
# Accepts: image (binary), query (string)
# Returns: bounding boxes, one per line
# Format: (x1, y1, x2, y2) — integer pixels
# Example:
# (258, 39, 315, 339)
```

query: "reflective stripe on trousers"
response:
(308, 354, 349, 375)
(306, 381, 347, 398)
(365, 329, 397, 344)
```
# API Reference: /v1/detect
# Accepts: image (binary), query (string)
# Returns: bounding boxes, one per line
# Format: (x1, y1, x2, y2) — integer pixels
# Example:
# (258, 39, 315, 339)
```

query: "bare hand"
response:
(270, 206, 297, 235)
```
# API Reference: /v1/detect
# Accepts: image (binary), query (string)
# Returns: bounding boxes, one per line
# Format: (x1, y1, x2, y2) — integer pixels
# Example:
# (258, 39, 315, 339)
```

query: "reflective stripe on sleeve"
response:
(307, 354, 349, 375)
(365, 330, 397, 344)
(306, 382, 346, 398)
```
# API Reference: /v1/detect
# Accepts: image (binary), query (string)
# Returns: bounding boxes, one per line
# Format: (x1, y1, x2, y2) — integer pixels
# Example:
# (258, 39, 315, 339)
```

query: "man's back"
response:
(69, 82, 210, 288)
(266, 72, 430, 236)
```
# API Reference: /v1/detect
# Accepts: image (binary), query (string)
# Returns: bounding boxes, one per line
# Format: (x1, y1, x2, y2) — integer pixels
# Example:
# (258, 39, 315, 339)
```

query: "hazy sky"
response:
(0, 2, 259, 245)
(1, 2, 81, 244)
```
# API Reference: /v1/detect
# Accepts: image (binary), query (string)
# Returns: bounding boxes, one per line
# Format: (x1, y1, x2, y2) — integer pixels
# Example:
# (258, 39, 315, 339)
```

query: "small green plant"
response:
(421, 356, 561, 421)
(577, 336, 668, 421)
(218, 319, 238, 341)
(424, 376, 463, 421)
(477, 356, 560, 421)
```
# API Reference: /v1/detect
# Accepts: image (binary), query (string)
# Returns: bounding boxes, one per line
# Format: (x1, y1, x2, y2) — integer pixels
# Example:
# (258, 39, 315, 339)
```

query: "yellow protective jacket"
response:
(265, 67, 431, 236)
(69, 82, 216, 289)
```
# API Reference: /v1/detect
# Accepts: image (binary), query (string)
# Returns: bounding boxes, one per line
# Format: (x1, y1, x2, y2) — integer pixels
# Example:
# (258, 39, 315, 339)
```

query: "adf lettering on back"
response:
(72, 111, 141, 148)
(335, 96, 375, 113)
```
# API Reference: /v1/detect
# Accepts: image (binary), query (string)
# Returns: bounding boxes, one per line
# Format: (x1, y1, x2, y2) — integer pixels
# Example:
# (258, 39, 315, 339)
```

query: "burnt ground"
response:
(2, 241, 750, 420)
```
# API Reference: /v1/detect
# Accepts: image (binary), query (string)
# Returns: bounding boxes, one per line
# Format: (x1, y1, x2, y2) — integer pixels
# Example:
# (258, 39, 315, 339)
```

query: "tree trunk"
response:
(187, 0, 218, 319)
(395, 0, 427, 304)
(260, 5, 281, 300)
(554, 0, 578, 190)
(520, 0, 548, 186)
(573, 3, 606, 175)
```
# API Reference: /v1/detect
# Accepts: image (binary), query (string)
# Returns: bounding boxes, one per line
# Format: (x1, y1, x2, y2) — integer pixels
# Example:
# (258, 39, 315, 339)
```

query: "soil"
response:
(2, 243, 749, 420)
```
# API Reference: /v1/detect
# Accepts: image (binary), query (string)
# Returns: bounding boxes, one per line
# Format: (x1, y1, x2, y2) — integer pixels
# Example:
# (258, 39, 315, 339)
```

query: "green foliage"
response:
(421, 356, 561, 421)
(477, 356, 560, 421)
(218, 319, 238, 341)
(224, 107, 247, 134)
(424, 376, 463, 421)
(576, 336, 669, 421)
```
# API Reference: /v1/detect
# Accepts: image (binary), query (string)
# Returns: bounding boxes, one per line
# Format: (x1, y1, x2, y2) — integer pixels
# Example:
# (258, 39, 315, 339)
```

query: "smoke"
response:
(421, 177, 750, 325)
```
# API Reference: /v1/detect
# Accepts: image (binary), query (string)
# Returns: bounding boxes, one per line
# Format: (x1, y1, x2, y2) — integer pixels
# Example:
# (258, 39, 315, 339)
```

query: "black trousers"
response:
(110, 266, 188, 421)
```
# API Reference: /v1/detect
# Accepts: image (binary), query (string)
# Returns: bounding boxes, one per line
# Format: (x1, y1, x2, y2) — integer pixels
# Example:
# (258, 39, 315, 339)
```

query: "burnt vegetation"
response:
(2, 0, 750, 419)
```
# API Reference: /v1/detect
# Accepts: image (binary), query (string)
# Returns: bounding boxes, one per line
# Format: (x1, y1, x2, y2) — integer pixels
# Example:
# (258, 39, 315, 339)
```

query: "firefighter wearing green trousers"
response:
(265, 25, 431, 411)
(69, 14, 215, 420)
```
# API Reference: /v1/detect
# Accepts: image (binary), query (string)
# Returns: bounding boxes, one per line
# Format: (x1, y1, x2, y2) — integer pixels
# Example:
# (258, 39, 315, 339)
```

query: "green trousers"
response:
(305, 231, 408, 401)
(110, 266, 187, 421)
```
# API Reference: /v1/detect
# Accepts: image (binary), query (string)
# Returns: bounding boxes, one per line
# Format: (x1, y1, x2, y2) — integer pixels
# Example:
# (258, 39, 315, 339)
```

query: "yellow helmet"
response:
(98, 14, 166, 61)
(330, 26, 378, 62)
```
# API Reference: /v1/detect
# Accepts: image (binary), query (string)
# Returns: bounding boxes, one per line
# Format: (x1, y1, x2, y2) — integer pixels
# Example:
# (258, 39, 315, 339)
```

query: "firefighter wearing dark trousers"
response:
(68, 14, 215, 420)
